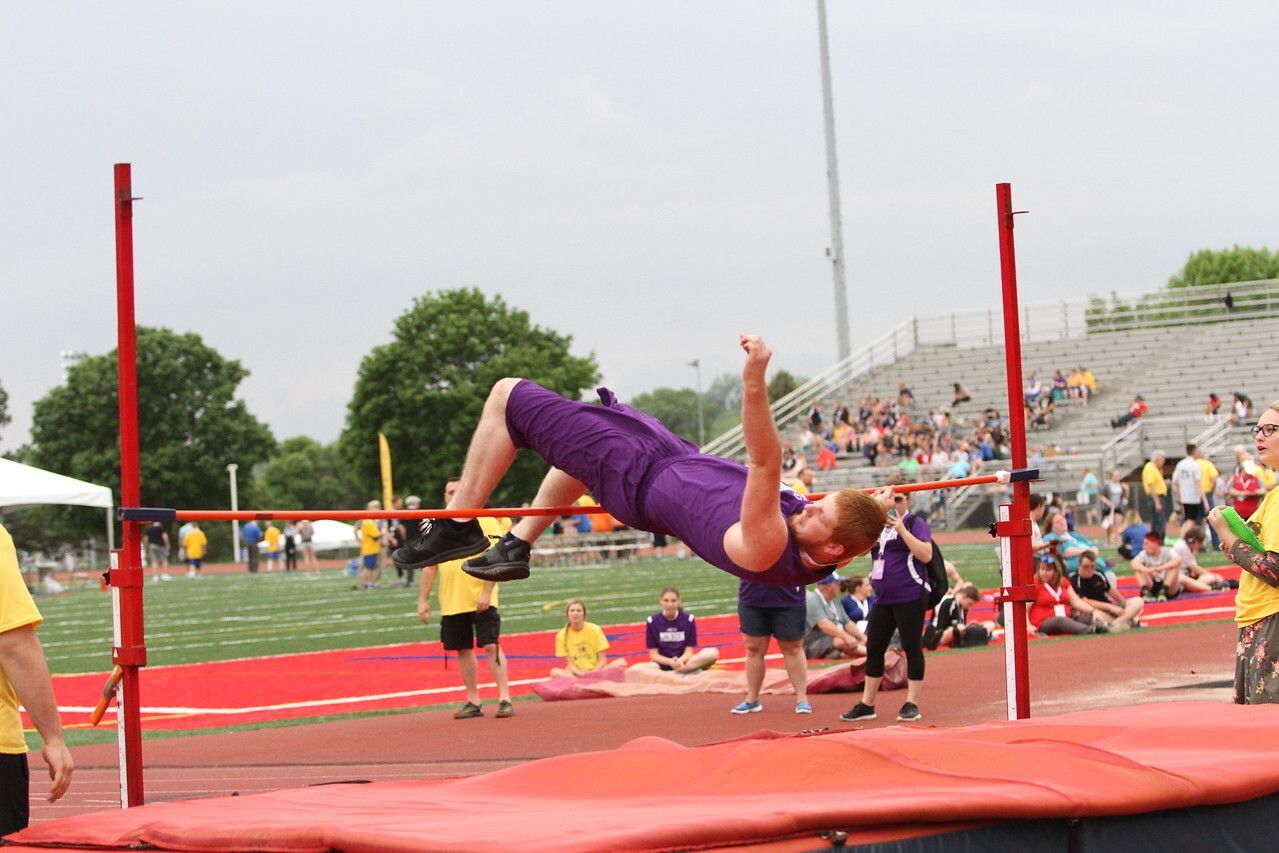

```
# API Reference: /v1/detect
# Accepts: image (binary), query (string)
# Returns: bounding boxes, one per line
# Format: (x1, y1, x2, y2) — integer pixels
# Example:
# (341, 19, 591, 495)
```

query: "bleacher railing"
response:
(702, 279, 1279, 461)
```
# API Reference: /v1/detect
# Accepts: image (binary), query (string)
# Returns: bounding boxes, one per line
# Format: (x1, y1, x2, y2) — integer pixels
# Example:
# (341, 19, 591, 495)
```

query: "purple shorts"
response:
(505, 381, 699, 529)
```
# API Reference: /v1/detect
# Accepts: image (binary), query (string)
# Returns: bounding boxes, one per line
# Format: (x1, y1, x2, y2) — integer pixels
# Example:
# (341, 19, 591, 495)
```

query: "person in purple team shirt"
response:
(633, 587, 719, 675)
(392, 335, 887, 590)
(841, 489, 935, 725)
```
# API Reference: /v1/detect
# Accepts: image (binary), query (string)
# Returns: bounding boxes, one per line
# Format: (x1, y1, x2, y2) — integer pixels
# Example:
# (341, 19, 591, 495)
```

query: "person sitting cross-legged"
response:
(1171, 524, 1236, 592)
(1070, 552, 1142, 631)
(1130, 532, 1184, 601)
(1028, 554, 1114, 636)
(391, 335, 887, 593)
(923, 583, 997, 649)
(631, 587, 719, 675)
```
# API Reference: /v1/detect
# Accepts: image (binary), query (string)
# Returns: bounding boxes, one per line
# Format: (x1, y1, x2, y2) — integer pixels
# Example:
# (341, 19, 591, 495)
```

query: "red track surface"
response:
(51, 573, 1237, 733)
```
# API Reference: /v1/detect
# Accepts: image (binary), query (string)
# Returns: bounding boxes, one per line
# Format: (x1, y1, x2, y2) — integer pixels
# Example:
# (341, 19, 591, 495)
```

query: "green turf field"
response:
(34, 543, 1232, 675)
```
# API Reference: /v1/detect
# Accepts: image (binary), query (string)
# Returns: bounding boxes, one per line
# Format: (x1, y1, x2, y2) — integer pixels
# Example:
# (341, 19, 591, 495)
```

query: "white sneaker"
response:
(186, 569, 197, 579)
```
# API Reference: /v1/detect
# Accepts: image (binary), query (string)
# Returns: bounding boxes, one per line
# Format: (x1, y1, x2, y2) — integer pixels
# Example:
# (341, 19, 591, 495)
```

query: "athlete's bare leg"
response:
(448, 378, 522, 510)
(511, 468, 588, 542)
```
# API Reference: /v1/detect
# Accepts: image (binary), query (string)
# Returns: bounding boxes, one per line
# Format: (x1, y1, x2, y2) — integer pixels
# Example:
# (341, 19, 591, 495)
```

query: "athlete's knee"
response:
(487, 377, 523, 407)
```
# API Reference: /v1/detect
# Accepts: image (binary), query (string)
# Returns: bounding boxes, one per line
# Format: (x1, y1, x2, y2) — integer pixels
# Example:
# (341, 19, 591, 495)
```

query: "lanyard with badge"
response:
(1041, 580, 1067, 618)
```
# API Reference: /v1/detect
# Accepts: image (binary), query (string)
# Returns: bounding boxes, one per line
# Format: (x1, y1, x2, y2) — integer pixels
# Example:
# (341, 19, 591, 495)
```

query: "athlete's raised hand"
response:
(739, 334, 772, 382)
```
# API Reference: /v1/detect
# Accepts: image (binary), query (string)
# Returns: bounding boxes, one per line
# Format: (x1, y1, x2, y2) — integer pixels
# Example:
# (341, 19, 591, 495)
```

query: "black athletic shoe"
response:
(463, 532, 532, 582)
(897, 702, 921, 722)
(840, 701, 876, 722)
(391, 518, 489, 570)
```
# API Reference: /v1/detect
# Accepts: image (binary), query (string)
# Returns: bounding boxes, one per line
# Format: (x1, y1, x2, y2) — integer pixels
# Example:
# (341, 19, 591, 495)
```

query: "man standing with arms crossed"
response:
(418, 479, 514, 720)
(0, 523, 72, 835)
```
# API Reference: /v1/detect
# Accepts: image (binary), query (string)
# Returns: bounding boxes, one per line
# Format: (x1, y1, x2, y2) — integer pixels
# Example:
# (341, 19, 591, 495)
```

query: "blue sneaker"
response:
(730, 700, 763, 715)
(795, 700, 813, 715)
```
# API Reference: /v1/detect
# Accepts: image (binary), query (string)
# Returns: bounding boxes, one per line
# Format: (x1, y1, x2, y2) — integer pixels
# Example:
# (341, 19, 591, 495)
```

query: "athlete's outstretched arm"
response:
(723, 335, 788, 571)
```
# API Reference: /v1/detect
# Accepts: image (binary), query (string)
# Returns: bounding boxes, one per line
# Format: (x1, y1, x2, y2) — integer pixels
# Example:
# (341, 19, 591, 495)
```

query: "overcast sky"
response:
(3, 2, 1276, 455)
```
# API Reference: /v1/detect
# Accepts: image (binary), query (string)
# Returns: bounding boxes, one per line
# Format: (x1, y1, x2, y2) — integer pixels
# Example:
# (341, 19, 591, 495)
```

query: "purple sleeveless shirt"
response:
(639, 456, 829, 588)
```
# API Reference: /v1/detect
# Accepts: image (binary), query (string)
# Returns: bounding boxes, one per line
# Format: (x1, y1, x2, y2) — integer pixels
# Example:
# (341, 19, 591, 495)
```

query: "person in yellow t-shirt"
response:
(551, 599, 627, 678)
(1208, 404, 1279, 704)
(355, 501, 385, 590)
(182, 522, 208, 575)
(0, 523, 73, 834)
(1141, 450, 1169, 538)
(262, 521, 282, 573)
(1195, 448, 1223, 550)
(418, 479, 514, 719)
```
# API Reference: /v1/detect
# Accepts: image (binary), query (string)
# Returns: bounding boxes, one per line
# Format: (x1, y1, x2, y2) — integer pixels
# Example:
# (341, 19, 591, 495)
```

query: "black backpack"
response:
(904, 513, 948, 609)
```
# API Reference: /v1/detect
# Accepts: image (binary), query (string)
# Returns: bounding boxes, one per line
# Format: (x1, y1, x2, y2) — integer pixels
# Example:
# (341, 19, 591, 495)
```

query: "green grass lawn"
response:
(38, 541, 1231, 676)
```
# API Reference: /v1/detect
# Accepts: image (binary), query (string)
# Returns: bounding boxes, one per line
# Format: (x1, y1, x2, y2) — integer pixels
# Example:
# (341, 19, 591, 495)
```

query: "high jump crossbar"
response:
(116, 469, 1039, 524)
(108, 166, 1037, 809)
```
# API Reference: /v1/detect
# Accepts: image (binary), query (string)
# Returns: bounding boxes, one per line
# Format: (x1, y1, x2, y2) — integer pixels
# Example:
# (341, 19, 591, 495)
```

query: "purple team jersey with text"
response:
(645, 610, 698, 659)
(869, 513, 932, 605)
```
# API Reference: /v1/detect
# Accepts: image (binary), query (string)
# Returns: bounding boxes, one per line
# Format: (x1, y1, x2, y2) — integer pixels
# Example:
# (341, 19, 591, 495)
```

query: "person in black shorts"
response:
(731, 579, 813, 715)
(417, 479, 514, 719)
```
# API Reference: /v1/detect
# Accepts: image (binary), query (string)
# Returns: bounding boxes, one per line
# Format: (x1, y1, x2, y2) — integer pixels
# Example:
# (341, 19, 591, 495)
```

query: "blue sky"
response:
(3, 1, 1275, 452)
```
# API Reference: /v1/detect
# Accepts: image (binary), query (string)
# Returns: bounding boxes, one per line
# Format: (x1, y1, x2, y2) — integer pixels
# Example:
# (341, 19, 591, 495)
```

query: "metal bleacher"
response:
(704, 278, 1279, 529)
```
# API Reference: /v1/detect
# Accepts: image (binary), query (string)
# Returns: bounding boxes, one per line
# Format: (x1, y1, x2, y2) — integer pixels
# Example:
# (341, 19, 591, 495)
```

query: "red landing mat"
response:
(11, 701, 1279, 852)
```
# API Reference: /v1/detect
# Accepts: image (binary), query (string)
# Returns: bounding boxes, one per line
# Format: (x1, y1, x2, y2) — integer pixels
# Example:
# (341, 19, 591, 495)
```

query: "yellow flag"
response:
(378, 432, 394, 511)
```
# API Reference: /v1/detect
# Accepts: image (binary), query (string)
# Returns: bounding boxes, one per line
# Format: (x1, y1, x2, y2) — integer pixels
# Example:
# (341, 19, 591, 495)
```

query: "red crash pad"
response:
(10, 701, 1279, 852)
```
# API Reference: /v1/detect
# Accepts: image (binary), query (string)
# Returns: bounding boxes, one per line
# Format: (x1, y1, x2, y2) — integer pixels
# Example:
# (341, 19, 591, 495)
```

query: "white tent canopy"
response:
(309, 519, 357, 553)
(0, 457, 115, 548)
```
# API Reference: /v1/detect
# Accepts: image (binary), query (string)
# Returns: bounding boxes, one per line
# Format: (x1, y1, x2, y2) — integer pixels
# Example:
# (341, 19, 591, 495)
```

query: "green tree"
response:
(1168, 246, 1279, 289)
(28, 327, 275, 543)
(340, 288, 598, 506)
(256, 437, 364, 510)
(628, 387, 703, 444)
(0, 379, 9, 441)
(767, 369, 802, 404)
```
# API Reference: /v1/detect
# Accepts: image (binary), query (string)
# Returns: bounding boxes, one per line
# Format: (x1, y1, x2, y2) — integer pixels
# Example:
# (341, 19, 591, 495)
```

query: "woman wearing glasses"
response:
(841, 487, 934, 724)
(1208, 408, 1279, 705)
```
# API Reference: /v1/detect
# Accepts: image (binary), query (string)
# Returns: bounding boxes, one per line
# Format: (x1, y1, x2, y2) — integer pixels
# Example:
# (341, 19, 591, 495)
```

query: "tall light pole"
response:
(817, 0, 851, 361)
(689, 359, 705, 447)
(226, 463, 239, 562)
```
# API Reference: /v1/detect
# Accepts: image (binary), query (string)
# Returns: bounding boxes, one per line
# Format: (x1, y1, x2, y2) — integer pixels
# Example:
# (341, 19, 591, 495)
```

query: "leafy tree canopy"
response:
(255, 437, 365, 511)
(29, 327, 275, 524)
(1168, 245, 1279, 288)
(0, 379, 9, 439)
(628, 387, 705, 444)
(767, 369, 802, 404)
(340, 288, 598, 507)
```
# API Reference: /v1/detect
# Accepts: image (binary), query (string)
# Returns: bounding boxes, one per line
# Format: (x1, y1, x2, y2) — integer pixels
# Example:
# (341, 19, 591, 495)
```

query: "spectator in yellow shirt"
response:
(1142, 450, 1169, 538)
(355, 500, 385, 590)
(183, 522, 208, 576)
(551, 599, 626, 678)
(262, 521, 282, 573)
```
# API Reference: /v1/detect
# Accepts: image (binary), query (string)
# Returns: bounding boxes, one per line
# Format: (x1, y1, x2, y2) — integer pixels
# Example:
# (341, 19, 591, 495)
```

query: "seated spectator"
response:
(1025, 373, 1043, 406)
(550, 599, 627, 678)
(839, 574, 875, 634)
(1109, 395, 1148, 429)
(1067, 367, 1084, 401)
(803, 574, 867, 659)
(951, 382, 971, 408)
(1029, 397, 1055, 430)
(1028, 554, 1113, 636)
(897, 383, 914, 410)
(1080, 367, 1097, 400)
(807, 400, 823, 431)
(633, 587, 719, 675)
(834, 403, 853, 427)
(923, 583, 997, 649)
(789, 467, 815, 496)
(1129, 533, 1183, 601)
(1205, 392, 1222, 419)
(1051, 370, 1069, 402)
(1042, 512, 1101, 576)
(816, 444, 838, 470)
(1070, 552, 1141, 630)
(1117, 511, 1149, 561)
(1171, 526, 1236, 592)
(781, 444, 801, 475)
(1228, 391, 1254, 426)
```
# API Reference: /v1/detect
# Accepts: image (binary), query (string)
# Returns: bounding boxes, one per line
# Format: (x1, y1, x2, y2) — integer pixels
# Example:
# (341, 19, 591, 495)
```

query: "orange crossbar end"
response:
(90, 666, 124, 727)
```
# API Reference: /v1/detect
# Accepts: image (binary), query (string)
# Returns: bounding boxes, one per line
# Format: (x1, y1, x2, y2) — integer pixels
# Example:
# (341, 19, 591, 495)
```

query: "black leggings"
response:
(865, 598, 927, 681)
